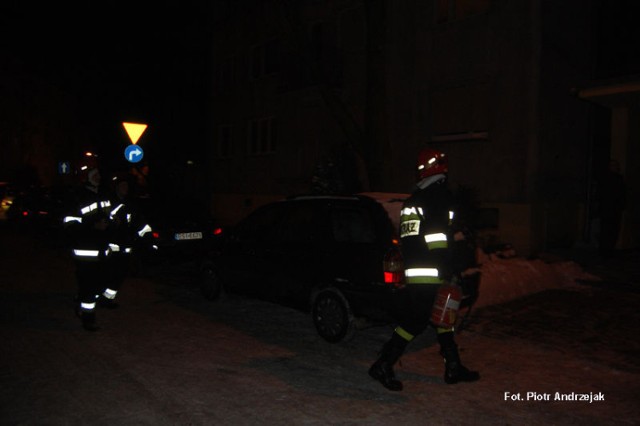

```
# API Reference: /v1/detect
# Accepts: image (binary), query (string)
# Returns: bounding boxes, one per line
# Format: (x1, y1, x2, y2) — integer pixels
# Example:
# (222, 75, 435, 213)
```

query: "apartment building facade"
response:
(206, 0, 606, 255)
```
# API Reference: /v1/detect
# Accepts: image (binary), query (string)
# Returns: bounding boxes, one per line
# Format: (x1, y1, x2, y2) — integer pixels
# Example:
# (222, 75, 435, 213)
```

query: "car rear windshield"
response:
(330, 206, 377, 243)
(285, 198, 391, 244)
(234, 198, 393, 245)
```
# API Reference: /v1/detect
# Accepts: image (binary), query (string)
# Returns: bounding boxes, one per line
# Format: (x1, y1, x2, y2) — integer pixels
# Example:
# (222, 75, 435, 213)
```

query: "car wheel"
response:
(200, 264, 224, 301)
(312, 290, 356, 343)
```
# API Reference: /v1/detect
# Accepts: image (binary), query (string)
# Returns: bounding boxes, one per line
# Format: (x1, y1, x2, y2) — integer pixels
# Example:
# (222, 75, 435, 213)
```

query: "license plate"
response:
(174, 232, 203, 241)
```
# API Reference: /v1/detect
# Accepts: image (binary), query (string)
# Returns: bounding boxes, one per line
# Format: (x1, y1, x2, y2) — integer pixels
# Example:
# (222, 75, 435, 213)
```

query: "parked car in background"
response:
(2, 184, 75, 245)
(134, 196, 219, 267)
(0, 182, 15, 221)
(199, 194, 408, 343)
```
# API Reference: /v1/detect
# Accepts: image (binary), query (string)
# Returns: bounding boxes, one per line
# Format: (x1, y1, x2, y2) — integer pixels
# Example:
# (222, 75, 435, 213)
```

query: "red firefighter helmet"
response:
(416, 148, 448, 181)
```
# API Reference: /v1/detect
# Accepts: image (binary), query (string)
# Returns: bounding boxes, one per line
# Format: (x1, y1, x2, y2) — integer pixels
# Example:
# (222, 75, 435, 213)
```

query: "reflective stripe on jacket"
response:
(63, 186, 112, 261)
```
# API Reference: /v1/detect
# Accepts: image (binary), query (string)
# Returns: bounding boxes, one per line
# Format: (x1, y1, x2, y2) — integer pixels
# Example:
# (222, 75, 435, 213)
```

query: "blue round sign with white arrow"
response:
(124, 144, 144, 163)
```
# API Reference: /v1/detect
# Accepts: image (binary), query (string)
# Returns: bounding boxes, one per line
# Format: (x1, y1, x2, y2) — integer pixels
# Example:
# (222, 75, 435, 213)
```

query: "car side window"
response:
(331, 206, 376, 243)
(279, 202, 325, 243)
(234, 203, 285, 243)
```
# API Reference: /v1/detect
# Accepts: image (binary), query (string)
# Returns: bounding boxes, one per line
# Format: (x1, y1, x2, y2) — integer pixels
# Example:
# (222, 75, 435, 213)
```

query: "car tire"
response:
(200, 263, 224, 301)
(312, 289, 356, 343)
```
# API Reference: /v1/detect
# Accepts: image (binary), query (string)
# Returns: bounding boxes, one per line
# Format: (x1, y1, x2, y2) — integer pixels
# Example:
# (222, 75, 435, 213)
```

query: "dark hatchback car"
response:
(199, 194, 407, 343)
(134, 196, 219, 266)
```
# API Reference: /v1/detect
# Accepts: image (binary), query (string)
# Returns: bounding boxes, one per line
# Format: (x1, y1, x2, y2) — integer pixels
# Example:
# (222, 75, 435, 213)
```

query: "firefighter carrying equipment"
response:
(431, 282, 463, 328)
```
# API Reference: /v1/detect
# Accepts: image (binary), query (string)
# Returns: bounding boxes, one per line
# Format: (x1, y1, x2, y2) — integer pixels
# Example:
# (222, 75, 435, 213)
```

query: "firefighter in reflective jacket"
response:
(63, 155, 111, 331)
(100, 171, 152, 308)
(369, 148, 480, 391)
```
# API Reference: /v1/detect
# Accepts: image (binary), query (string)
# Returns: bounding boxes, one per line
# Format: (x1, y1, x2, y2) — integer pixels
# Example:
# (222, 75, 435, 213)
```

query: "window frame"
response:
(247, 116, 277, 156)
(250, 38, 280, 80)
(214, 124, 234, 159)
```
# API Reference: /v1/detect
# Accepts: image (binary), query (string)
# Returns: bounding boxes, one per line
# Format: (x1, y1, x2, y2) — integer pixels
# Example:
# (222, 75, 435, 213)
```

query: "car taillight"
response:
(213, 227, 223, 236)
(152, 231, 160, 239)
(383, 246, 404, 287)
(384, 271, 403, 285)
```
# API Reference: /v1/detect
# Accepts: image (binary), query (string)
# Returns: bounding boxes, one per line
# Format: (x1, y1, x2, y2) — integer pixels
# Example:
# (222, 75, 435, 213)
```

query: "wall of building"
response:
(0, 56, 84, 187)
(206, 0, 599, 255)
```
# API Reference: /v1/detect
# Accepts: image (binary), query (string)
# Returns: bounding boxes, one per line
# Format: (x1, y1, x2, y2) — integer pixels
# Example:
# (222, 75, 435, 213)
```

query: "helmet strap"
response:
(416, 173, 446, 190)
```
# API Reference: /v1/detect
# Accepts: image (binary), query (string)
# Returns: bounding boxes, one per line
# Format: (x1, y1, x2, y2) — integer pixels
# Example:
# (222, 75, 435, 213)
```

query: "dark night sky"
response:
(1, 1, 213, 170)
(2, 0, 639, 172)
(3, 1, 639, 107)
(4, 3, 169, 105)
(4, 1, 639, 115)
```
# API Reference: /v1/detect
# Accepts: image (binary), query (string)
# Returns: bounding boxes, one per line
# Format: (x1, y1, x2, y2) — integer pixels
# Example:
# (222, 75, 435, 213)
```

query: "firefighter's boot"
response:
(369, 334, 408, 391)
(438, 331, 479, 384)
(81, 311, 100, 332)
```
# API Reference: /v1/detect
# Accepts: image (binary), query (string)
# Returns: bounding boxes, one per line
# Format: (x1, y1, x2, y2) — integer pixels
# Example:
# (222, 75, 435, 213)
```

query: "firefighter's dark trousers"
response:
(392, 284, 441, 338)
(75, 260, 107, 311)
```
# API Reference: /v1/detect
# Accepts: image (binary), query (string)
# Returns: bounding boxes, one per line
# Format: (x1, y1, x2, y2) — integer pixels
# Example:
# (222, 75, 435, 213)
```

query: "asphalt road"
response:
(1, 224, 639, 425)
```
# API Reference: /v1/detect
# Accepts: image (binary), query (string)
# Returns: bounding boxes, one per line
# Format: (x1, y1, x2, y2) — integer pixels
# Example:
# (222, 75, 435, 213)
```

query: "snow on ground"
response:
(474, 251, 601, 308)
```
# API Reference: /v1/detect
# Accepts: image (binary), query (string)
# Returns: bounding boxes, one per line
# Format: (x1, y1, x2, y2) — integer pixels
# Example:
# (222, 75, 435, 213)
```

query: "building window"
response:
(311, 22, 324, 64)
(214, 125, 233, 158)
(436, 0, 491, 23)
(247, 117, 277, 155)
(250, 39, 279, 79)
(215, 56, 236, 92)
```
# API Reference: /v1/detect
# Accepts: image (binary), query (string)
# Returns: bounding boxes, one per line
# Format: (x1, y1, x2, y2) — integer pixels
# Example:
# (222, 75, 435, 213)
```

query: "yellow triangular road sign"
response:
(122, 122, 148, 145)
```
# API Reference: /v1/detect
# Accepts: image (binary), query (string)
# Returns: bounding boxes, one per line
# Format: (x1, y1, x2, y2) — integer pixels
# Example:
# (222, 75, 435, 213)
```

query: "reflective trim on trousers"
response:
(395, 326, 415, 342)
(73, 249, 110, 259)
(73, 249, 100, 258)
(103, 288, 117, 299)
(80, 302, 96, 312)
